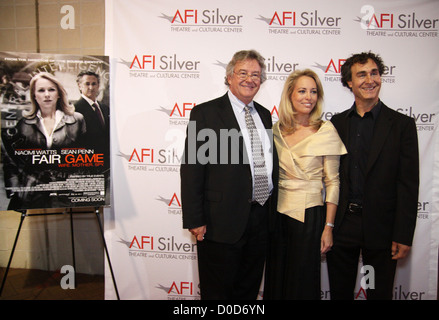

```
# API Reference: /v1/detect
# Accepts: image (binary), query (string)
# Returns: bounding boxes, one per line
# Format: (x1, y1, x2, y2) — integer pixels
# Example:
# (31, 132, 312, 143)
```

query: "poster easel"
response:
(0, 207, 120, 300)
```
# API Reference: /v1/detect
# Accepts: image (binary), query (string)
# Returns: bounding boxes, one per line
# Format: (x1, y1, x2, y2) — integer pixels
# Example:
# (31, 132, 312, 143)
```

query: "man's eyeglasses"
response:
(234, 71, 261, 81)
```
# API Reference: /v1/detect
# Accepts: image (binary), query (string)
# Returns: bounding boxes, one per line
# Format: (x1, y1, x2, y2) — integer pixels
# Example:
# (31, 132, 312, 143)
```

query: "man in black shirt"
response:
(327, 52, 419, 300)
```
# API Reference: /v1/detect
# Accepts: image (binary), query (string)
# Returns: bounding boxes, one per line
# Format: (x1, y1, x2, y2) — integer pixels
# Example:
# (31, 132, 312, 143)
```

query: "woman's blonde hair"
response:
(278, 69, 324, 135)
(25, 72, 74, 118)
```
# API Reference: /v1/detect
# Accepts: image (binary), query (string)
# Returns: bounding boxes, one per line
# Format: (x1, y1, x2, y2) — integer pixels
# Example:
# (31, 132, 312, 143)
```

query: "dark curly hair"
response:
(340, 51, 385, 91)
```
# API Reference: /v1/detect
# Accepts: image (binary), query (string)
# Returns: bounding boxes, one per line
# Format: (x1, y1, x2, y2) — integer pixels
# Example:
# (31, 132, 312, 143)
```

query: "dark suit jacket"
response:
(331, 102, 419, 249)
(181, 93, 279, 244)
(74, 97, 110, 154)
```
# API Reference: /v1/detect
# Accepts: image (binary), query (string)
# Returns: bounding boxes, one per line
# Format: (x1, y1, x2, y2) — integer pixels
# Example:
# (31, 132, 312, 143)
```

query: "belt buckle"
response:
(348, 203, 362, 214)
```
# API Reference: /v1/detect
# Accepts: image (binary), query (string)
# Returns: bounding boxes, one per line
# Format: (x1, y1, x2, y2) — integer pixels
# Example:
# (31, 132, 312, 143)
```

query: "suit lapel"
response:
(216, 94, 248, 164)
(337, 111, 351, 181)
(366, 104, 394, 175)
(339, 111, 351, 146)
(217, 94, 241, 131)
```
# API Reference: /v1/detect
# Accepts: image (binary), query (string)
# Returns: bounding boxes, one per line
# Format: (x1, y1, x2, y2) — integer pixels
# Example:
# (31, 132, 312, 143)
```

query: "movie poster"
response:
(0, 52, 110, 211)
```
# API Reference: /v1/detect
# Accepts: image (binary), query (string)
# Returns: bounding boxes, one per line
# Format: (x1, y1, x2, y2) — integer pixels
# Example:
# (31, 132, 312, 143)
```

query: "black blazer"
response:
(331, 102, 419, 249)
(181, 93, 279, 244)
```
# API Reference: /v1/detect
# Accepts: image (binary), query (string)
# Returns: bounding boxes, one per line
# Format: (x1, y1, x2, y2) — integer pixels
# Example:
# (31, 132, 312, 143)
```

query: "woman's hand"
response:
(321, 225, 333, 254)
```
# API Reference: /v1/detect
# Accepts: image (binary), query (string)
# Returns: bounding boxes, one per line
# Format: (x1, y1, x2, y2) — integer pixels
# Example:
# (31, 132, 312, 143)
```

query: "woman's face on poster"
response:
(34, 78, 59, 111)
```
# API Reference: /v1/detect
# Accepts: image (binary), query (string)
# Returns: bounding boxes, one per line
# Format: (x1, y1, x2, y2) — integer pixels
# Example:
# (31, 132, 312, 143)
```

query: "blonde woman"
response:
(264, 69, 346, 299)
(2, 72, 86, 210)
(22, 72, 85, 148)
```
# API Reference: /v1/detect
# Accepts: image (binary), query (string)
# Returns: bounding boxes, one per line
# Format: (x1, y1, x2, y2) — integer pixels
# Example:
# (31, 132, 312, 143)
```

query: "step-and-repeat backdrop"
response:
(104, 0, 438, 300)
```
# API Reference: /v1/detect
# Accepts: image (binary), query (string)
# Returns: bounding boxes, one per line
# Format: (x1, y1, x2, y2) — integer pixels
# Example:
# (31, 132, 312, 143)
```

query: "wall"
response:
(0, 0, 105, 55)
(0, 0, 105, 275)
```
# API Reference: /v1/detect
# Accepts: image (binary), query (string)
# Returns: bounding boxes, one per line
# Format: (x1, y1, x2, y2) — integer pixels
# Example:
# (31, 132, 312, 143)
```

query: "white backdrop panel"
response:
(105, 0, 438, 300)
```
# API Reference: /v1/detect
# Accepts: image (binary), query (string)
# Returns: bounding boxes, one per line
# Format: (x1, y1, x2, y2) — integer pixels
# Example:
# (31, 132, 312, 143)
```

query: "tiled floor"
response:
(0, 267, 104, 300)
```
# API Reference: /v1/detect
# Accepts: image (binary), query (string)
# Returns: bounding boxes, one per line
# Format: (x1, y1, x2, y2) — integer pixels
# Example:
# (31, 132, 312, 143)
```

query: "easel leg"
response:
(0, 210, 26, 297)
(95, 207, 120, 300)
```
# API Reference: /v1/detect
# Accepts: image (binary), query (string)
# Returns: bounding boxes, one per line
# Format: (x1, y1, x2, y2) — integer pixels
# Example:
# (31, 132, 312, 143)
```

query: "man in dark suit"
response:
(181, 50, 278, 300)
(74, 71, 109, 155)
(327, 52, 419, 300)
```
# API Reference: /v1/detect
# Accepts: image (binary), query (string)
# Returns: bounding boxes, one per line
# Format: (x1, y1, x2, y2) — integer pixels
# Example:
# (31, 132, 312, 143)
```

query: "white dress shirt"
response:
(228, 90, 274, 195)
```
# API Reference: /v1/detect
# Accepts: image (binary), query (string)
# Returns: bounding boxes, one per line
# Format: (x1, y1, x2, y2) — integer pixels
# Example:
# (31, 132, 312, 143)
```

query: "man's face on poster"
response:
(78, 75, 99, 101)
